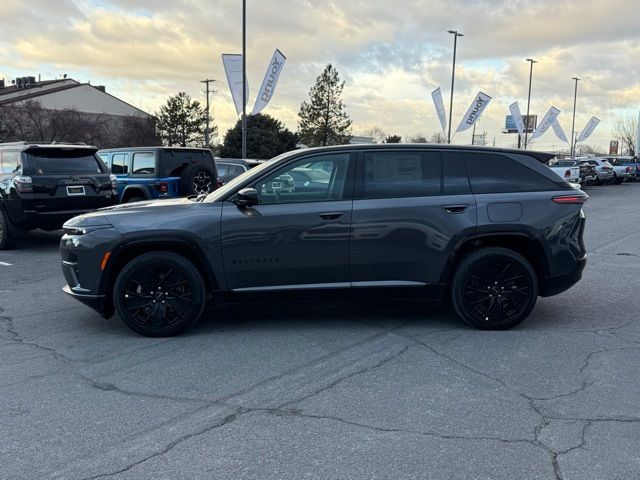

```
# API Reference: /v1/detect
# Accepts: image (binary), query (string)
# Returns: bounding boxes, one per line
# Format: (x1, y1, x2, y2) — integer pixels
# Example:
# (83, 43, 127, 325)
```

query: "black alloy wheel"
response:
(113, 252, 206, 336)
(193, 171, 213, 195)
(452, 247, 538, 330)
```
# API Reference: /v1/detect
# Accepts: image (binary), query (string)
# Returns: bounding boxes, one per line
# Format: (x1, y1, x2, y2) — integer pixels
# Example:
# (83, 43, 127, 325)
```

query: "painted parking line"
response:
(0, 262, 12, 266)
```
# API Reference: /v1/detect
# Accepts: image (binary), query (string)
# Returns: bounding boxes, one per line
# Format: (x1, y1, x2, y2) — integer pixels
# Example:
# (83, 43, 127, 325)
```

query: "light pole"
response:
(447, 30, 463, 144)
(241, 0, 247, 159)
(570, 77, 580, 158)
(523, 58, 537, 149)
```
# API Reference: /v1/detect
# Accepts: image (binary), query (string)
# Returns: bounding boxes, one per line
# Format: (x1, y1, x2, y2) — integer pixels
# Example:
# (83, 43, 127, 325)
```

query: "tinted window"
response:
(217, 163, 230, 176)
(132, 152, 155, 175)
(363, 151, 441, 198)
(164, 150, 213, 176)
(28, 150, 104, 175)
(443, 151, 471, 195)
(256, 153, 350, 204)
(463, 152, 560, 194)
(1, 150, 20, 174)
(111, 153, 129, 174)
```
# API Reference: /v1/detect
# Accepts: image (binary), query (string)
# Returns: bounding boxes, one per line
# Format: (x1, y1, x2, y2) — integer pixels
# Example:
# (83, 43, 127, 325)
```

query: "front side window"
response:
(255, 153, 351, 205)
(1, 150, 20, 174)
(363, 151, 442, 198)
(111, 153, 129, 174)
(132, 152, 155, 175)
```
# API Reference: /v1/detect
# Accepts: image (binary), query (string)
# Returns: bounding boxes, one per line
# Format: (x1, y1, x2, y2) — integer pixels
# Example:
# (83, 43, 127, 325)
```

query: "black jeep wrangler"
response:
(0, 142, 115, 249)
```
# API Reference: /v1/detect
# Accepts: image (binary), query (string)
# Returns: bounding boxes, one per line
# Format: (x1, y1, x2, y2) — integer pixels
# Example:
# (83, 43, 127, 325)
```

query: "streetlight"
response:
(241, 0, 247, 159)
(447, 29, 464, 144)
(570, 77, 580, 158)
(523, 58, 537, 149)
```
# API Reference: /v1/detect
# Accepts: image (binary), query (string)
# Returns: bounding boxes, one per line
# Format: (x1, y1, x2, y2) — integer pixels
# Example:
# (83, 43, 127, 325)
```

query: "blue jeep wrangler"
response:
(98, 147, 220, 203)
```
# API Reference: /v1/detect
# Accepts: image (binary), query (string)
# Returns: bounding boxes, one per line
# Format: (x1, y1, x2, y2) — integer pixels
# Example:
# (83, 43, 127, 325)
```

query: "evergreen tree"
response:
(298, 64, 352, 147)
(220, 114, 297, 159)
(385, 134, 402, 143)
(156, 92, 208, 147)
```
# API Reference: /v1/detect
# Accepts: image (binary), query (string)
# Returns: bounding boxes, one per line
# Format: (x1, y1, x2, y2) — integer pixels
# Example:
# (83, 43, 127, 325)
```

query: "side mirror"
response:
(234, 187, 259, 207)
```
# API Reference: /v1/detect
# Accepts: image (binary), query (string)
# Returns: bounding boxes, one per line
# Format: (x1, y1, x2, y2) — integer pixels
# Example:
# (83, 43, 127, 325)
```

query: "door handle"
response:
(318, 211, 345, 221)
(443, 204, 469, 214)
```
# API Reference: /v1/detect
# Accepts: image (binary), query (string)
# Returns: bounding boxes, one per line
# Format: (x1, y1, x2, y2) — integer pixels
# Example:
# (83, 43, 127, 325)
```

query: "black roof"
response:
(98, 146, 212, 153)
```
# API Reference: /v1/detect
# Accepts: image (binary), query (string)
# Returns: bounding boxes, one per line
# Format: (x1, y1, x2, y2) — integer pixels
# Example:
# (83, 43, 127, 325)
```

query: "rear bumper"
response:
(540, 256, 587, 297)
(17, 209, 100, 229)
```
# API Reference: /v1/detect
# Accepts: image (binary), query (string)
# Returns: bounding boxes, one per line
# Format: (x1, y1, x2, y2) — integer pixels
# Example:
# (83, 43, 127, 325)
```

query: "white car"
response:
(547, 159, 580, 184)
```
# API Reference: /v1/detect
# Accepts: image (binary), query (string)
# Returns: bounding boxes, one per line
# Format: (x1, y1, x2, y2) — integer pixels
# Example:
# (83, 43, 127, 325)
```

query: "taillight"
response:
(626, 166, 631, 173)
(155, 182, 169, 194)
(564, 170, 571, 178)
(14, 175, 33, 193)
(216, 178, 224, 189)
(109, 174, 117, 195)
(553, 195, 588, 204)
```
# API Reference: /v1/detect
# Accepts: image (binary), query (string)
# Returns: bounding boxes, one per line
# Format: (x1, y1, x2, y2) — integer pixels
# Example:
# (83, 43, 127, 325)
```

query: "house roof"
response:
(0, 79, 69, 97)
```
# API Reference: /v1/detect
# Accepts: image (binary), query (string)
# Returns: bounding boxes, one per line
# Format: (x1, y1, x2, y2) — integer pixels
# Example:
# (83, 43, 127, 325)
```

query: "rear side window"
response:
(164, 150, 214, 177)
(443, 151, 471, 195)
(111, 153, 129, 174)
(1, 150, 21, 174)
(463, 152, 560, 194)
(28, 150, 104, 175)
(132, 152, 155, 175)
(363, 151, 442, 198)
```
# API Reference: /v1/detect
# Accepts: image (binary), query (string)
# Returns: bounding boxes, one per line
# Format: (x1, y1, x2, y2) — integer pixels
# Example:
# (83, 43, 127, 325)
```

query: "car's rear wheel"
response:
(614, 174, 624, 185)
(0, 208, 16, 250)
(451, 247, 538, 330)
(113, 252, 206, 337)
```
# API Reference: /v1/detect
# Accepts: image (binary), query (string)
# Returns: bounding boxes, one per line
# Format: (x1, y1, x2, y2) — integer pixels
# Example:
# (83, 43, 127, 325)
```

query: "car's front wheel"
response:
(451, 247, 538, 330)
(113, 252, 206, 336)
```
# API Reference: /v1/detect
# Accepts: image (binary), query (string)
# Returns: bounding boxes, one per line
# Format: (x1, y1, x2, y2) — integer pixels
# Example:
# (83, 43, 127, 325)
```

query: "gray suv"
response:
(60, 145, 587, 336)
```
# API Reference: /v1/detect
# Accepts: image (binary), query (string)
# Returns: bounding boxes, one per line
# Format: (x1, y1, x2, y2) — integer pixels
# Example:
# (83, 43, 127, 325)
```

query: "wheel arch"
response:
(441, 232, 550, 291)
(101, 238, 220, 316)
(120, 185, 152, 203)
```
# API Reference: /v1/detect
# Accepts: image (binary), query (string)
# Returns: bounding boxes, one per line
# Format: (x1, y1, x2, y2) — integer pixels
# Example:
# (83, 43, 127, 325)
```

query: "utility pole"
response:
(447, 30, 464, 144)
(242, 0, 247, 159)
(570, 77, 580, 158)
(523, 58, 537, 149)
(200, 79, 218, 148)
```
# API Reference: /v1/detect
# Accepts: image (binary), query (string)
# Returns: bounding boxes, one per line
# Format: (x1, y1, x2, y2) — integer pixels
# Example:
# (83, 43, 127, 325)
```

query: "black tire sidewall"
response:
(113, 252, 206, 337)
(451, 247, 538, 330)
(179, 164, 215, 196)
(0, 208, 15, 250)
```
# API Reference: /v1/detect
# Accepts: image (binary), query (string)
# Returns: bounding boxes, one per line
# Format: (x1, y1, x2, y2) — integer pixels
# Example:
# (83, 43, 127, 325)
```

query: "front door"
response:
(221, 151, 355, 291)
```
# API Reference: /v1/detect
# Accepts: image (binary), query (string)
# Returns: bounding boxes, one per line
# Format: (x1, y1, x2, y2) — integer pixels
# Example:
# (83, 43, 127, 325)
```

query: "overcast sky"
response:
(2, 0, 639, 150)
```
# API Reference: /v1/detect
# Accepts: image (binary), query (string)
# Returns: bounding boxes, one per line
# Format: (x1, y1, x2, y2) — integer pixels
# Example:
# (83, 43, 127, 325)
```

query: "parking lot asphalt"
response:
(1, 183, 640, 480)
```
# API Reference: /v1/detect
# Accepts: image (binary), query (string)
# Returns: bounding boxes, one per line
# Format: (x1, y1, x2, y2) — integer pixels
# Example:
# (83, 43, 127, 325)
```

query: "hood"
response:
(100, 197, 194, 212)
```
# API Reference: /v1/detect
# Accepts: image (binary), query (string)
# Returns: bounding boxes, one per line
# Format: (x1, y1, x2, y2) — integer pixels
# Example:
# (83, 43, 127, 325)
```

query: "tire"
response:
(124, 196, 146, 203)
(451, 247, 538, 330)
(179, 164, 215, 196)
(113, 252, 206, 337)
(0, 208, 16, 250)
(614, 174, 623, 185)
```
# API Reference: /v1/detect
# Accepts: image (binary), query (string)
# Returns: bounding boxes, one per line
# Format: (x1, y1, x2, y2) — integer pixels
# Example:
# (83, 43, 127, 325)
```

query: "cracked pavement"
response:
(1, 183, 640, 479)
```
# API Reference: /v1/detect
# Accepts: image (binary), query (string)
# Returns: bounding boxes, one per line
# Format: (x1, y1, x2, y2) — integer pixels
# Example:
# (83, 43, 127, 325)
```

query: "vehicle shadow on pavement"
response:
(12, 230, 63, 251)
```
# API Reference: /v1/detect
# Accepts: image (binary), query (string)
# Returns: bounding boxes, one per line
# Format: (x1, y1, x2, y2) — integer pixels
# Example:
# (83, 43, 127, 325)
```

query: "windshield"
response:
(203, 152, 293, 202)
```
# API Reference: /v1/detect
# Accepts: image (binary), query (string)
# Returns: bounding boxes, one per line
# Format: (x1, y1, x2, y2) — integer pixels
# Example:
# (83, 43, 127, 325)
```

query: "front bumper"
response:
(540, 256, 587, 297)
(62, 284, 111, 317)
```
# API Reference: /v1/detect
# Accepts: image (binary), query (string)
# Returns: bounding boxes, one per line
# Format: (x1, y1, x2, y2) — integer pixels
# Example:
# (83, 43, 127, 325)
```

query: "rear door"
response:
(350, 149, 477, 286)
(22, 148, 113, 212)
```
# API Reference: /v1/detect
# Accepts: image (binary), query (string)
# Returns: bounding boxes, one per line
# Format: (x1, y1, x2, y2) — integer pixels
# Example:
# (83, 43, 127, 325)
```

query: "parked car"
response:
(98, 147, 221, 203)
(61, 144, 587, 336)
(547, 159, 580, 184)
(576, 158, 615, 185)
(216, 158, 263, 183)
(577, 161, 598, 185)
(607, 156, 640, 182)
(0, 142, 116, 249)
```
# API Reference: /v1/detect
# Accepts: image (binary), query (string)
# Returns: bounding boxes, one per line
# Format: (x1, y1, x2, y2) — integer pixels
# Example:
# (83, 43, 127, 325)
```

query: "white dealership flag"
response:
(509, 102, 526, 142)
(251, 49, 287, 116)
(455, 92, 492, 133)
(431, 87, 447, 134)
(222, 54, 250, 116)
(552, 119, 569, 144)
(576, 116, 601, 143)
(529, 107, 561, 142)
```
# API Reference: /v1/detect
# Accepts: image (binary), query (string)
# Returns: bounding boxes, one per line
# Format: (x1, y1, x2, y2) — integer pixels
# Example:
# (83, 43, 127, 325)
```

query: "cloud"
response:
(1, 0, 639, 149)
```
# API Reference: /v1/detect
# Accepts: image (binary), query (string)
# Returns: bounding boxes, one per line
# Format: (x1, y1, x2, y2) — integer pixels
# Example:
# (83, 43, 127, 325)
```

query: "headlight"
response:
(62, 224, 113, 236)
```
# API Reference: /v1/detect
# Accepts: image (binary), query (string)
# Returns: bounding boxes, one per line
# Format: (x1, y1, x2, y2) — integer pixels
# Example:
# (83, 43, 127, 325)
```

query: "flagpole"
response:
(523, 58, 537, 149)
(570, 77, 580, 158)
(241, 0, 247, 159)
(447, 30, 463, 144)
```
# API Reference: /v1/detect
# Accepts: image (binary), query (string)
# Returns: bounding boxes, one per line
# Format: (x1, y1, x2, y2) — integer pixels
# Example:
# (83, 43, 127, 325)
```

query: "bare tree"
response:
(406, 134, 429, 143)
(115, 116, 161, 147)
(612, 115, 638, 156)
(429, 132, 447, 144)
(364, 127, 387, 143)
